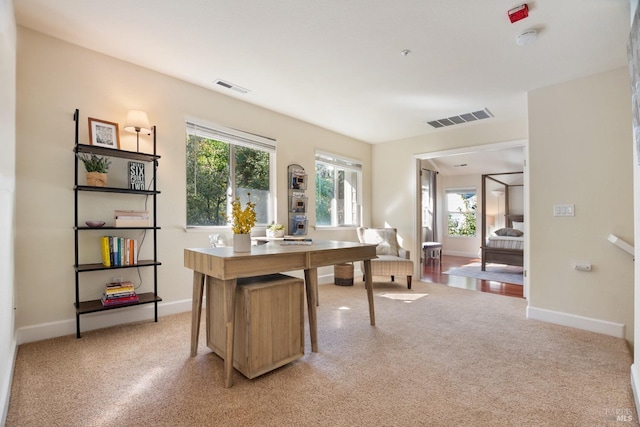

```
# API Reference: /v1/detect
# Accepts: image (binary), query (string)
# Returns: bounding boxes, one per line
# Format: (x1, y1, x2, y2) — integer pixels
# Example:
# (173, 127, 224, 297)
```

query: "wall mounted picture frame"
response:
(88, 117, 120, 149)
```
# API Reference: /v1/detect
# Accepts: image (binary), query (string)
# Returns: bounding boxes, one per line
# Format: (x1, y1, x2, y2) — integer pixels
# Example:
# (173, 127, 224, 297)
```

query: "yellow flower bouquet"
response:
(230, 195, 256, 234)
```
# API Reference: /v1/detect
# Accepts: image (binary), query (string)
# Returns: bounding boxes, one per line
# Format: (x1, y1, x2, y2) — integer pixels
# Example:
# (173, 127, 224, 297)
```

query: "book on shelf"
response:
(100, 237, 138, 266)
(101, 294, 139, 306)
(101, 280, 138, 306)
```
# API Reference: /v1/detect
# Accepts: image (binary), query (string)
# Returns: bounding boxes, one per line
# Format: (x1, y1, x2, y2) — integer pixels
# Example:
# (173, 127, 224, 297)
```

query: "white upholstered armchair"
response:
(356, 227, 414, 289)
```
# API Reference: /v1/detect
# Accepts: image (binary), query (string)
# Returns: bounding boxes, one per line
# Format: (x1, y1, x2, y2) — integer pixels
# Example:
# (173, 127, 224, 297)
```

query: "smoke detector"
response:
(516, 30, 537, 46)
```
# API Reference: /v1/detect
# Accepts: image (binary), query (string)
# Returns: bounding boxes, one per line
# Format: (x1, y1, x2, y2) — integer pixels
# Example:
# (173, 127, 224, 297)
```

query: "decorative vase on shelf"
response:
(233, 233, 251, 252)
(86, 171, 107, 187)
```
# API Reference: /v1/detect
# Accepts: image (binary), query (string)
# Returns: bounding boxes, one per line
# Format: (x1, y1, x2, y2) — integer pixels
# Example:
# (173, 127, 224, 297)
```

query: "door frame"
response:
(413, 139, 529, 298)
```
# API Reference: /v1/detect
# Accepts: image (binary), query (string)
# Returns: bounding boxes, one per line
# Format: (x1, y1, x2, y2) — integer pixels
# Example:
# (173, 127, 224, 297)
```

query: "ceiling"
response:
(14, 0, 630, 145)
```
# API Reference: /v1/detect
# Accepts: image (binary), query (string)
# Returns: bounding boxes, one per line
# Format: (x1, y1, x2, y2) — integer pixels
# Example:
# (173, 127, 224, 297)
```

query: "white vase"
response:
(233, 233, 251, 252)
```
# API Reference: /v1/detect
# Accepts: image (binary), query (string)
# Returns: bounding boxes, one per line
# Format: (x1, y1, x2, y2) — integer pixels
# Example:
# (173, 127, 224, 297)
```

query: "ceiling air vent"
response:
(214, 79, 250, 94)
(427, 108, 493, 128)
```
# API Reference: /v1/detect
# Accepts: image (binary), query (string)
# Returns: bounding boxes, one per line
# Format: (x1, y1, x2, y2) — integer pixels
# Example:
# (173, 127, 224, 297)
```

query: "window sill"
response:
(314, 225, 359, 231)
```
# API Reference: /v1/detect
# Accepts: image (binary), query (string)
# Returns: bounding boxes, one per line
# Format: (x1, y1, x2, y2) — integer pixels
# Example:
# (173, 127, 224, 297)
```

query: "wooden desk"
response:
(184, 240, 377, 388)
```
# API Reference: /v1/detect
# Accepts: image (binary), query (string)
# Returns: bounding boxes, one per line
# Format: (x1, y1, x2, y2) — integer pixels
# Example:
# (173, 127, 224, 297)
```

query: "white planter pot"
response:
(266, 229, 285, 238)
(233, 233, 251, 252)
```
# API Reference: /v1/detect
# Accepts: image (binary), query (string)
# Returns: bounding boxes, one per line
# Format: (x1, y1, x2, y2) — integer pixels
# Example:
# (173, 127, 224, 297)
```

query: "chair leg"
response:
(391, 275, 395, 282)
(362, 274, 366, 282)
(407, 276, 412, 290)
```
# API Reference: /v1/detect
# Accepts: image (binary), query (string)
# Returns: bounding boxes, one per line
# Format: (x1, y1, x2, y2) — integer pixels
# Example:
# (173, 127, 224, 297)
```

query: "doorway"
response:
(414, 140, 528, 297)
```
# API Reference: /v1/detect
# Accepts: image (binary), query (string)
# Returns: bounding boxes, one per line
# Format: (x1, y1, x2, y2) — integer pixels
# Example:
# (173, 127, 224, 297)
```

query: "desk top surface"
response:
(184, 240, 377, 278)
(185, 239, 376, 259)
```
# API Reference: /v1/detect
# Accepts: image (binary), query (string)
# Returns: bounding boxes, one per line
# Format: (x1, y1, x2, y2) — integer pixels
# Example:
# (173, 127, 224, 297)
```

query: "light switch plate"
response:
(553, 204, 575, 217)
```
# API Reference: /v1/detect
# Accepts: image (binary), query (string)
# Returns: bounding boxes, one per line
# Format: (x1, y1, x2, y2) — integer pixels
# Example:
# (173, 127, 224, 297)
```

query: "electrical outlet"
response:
(553, 204, 575, 217)
(574, 263, 592, 272)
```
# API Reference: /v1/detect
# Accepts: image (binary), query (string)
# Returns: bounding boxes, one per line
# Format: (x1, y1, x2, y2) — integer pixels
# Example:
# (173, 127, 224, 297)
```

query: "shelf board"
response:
(75, 260, 161, 272)
(75, 143, 160, 162)
(75, 292, 162, 315)
(75, 185, 160, 195)
(75, 226, 161, 230)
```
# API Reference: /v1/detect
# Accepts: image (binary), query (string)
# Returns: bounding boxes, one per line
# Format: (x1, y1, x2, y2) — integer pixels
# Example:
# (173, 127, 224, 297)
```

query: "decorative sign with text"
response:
(128, 161, 145, 190)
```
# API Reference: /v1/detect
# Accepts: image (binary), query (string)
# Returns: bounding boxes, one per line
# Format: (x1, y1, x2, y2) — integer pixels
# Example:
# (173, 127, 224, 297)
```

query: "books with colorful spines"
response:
(101, 294, 139, 306)
(105, 281, 134, 290)
(109, 237, 115, 266)
(100, 236, 110, 267)
(104, 284, 135, 295)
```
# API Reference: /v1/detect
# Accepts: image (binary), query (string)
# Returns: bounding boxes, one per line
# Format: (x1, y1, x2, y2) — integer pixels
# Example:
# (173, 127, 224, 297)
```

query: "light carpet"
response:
(7, 280, 634, 426)
(376, 292, 428, 302)
(444, 262, 524, 285)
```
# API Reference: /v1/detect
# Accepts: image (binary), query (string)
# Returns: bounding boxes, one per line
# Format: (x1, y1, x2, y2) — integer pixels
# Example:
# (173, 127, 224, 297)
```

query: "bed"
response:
(480, 173, 524, 271)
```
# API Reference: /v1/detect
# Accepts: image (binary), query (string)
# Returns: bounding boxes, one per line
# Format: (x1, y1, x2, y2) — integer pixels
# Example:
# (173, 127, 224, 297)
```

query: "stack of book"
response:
(100, 236, 138, 267)
(280, 236, 313, 246)
(114, 210, 150, 228)
(101, 281, 138, 306)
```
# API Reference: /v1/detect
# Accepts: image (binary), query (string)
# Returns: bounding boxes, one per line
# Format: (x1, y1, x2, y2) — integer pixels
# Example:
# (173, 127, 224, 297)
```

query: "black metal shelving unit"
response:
(73, 108, 162, 338)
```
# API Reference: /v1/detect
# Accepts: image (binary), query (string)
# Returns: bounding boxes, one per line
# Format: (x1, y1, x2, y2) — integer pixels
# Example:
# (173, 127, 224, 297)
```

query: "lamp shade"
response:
(124, 110, 151, 133)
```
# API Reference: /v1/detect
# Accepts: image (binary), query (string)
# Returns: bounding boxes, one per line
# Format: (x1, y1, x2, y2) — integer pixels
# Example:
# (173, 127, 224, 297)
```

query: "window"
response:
(446, 188, 477, 237)
(315, 151, 362, 227)
(186, 121, 275, 227)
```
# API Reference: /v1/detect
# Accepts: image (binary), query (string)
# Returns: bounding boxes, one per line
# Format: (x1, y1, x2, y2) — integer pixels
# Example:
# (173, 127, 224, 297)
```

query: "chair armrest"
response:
(399, 248, 410, 259)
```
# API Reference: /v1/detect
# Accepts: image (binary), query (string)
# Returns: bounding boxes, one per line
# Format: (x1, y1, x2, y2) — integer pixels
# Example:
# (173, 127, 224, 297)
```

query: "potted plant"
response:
(229, 194, 256, 252)
(267, 222, 285, 238)
(78, 153, 111, 187)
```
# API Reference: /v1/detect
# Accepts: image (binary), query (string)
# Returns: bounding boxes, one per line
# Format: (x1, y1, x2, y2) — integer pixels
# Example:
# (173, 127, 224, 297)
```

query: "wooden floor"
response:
(421, 255, 524, 299)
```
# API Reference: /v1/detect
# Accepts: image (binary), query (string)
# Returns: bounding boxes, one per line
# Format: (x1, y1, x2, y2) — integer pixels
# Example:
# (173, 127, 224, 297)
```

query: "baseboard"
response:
(526, 305, 625, 338)
(631, 364, 640, 422)
(0, 335, 17, 427)
(16, 299, 193, 345)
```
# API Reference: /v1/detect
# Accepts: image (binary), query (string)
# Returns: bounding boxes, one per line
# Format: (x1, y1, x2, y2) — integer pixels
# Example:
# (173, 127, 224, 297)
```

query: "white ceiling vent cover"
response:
(214, 79, 250, 94)
(427, 108, 493, 128)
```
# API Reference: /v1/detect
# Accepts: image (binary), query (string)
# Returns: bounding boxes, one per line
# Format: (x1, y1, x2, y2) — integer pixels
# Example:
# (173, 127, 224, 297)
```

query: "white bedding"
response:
(487, 235, 524, 250)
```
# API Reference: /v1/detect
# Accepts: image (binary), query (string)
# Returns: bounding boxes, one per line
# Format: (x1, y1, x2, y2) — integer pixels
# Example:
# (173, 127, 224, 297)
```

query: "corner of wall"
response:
(0, 335, 17, 426)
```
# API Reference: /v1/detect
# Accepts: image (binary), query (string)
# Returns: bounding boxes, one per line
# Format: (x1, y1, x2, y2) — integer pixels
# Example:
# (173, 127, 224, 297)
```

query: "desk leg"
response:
(363, 259, 375, 326)
(304, 268, 319, 353)
(223, 278, 238, 388)
(190, 272, 205, 357)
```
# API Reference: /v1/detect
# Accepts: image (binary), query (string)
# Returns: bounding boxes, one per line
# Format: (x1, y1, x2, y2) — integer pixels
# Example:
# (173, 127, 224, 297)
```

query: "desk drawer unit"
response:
(207, 273, 304, 379)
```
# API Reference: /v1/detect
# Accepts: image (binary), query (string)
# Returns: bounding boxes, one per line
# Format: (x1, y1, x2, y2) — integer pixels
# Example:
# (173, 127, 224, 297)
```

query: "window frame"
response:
(314, 151, 362, 229)
(185, 120, 276, 229)
(445, 187, 477, 238)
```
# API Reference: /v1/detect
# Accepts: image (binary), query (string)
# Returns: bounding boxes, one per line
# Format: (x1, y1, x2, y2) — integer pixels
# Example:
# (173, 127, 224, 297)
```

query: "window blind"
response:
(315, 151, 362, 171)
(186, 121, 276, 153)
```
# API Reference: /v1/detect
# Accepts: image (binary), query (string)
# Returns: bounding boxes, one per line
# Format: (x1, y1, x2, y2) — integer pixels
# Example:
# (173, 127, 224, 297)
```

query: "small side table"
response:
(422, 242, 442, 265)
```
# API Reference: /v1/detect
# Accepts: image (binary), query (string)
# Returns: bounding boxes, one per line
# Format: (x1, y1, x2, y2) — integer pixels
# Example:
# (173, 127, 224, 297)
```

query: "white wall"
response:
(14, 27, 372, 340)
(528, 68, 634, 344)
(0, 0, 16, 423)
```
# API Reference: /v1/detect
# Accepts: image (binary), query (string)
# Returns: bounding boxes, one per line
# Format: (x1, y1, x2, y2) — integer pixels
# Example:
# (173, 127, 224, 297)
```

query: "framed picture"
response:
(88, 117, 120, 149)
